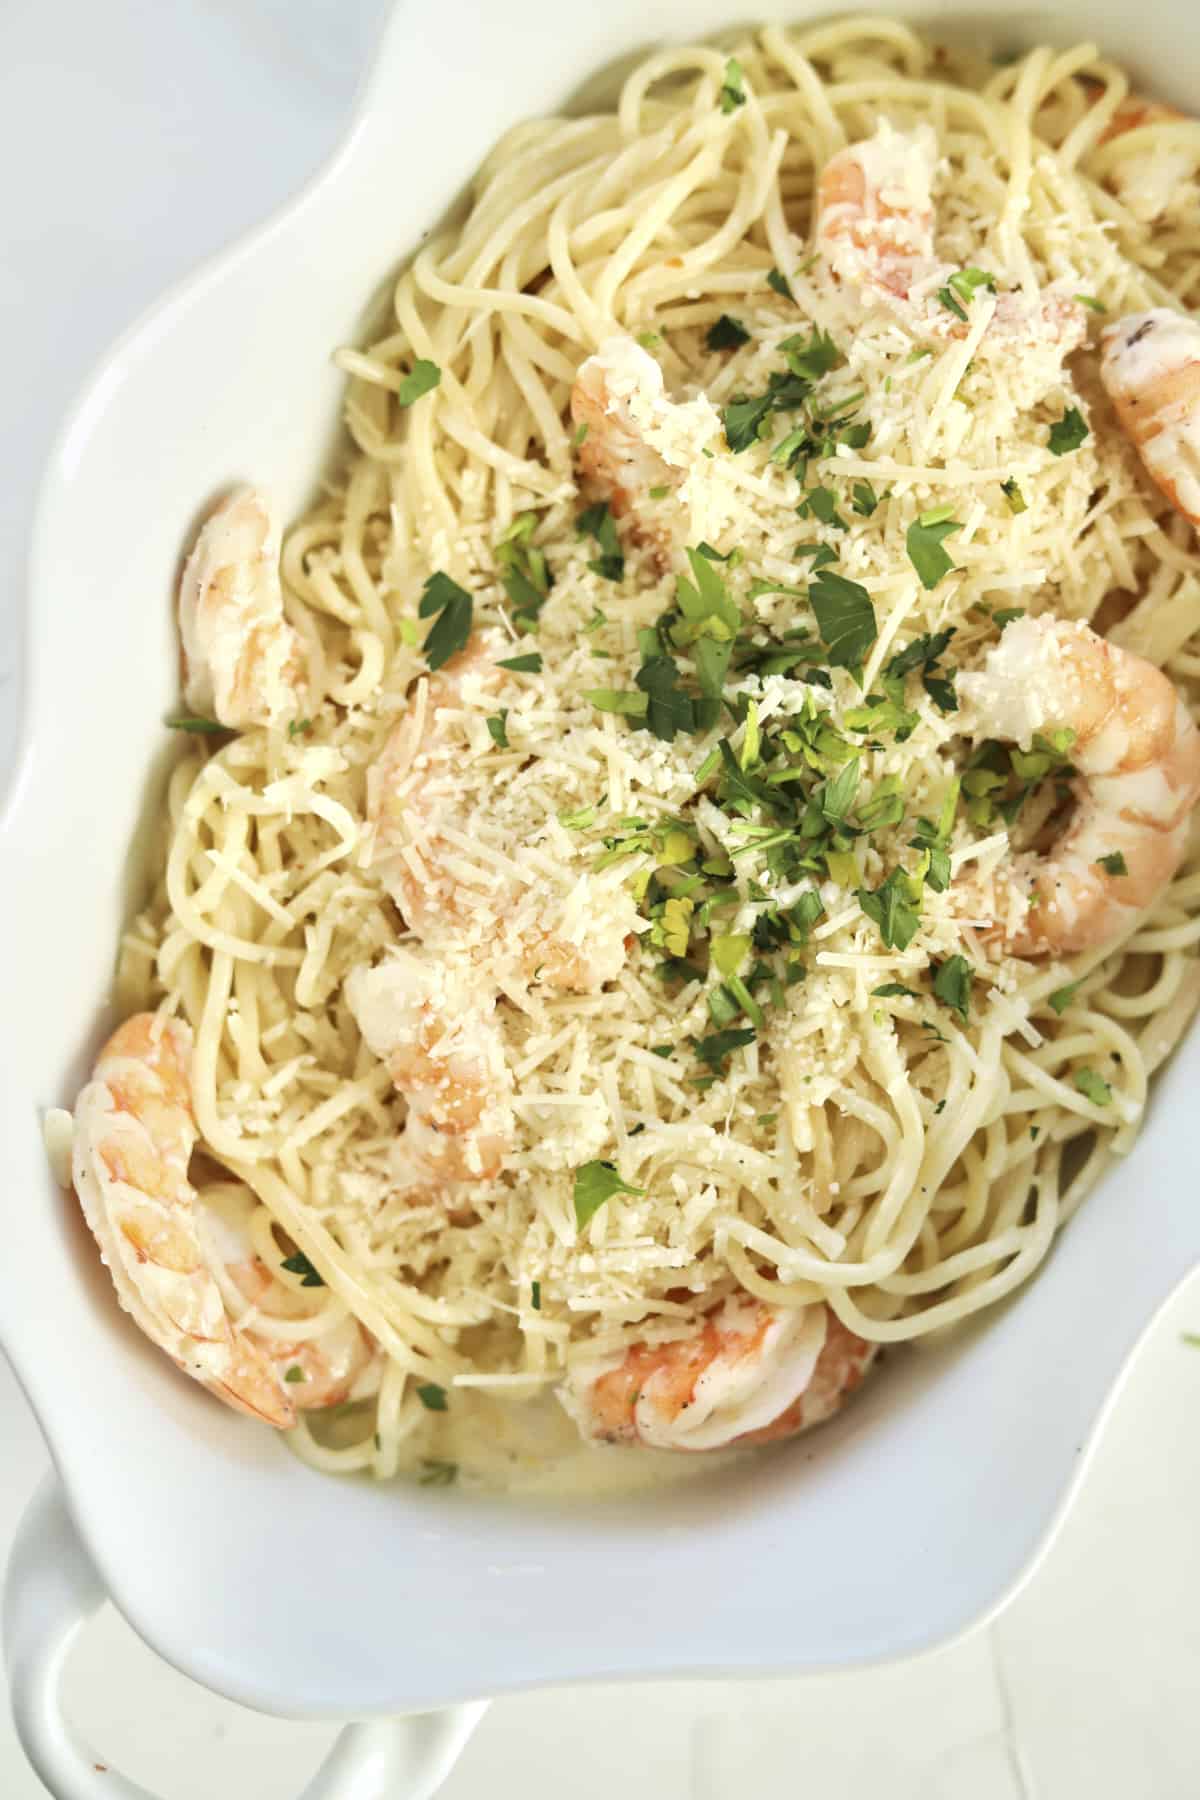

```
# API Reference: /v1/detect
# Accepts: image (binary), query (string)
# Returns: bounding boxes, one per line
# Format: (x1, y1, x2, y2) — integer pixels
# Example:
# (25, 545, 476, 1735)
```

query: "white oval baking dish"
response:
(3, 2, 1199, 1794)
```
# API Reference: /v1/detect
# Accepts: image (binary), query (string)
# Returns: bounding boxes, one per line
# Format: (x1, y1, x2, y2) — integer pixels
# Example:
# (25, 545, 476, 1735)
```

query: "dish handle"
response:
(3, 1474, 486, 1799)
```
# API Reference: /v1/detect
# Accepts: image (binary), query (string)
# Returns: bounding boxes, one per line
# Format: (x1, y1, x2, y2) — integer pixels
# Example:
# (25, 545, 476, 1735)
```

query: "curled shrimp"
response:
(816, 120, 939, 302)
(959, 614, 1200, 957)
(367, 633, 635, 993)
(815, 124, 1086, 362)
(345, 949, 514, 1184)
(560, 1296, 874, 1452)
(569, 336, 728, 566)
(1100, 309, 1200, 532)
(178, 485, 303, 730)
(1087, 86, 1192, 221)
(71, 1015, 374, 1425)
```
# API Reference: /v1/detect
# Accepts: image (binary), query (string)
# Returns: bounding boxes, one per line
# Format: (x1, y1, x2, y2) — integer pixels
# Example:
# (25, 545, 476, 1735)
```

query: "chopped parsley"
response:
(531, 1280, 541, 1311)
(851, 479, 881, 518)
(572, 421, 589, 447)
(719, 57, 746, 113)
(692, 1025, 757, 1072)
(809, 570, 877, 672)
(706, 314, 751, 351)
(1048, 981, 1080, 1015)
(485, 711, 509, 748)
(416, 1382, 449, 1412)
(287, 717, 313, 740)
(906, 507, 963, 590)
(937, 267, 997, 321)
(284, 1365, 306, 1383)
(395, 359, 441, 406)
(1073, 1068, 1112, 1106)
(1096, 851, 1129, 876)
(418, 571, 473, 670)
(1000, 477, 1027, 515)
(873, 982, 918, 999)
(577, 500, 625, 582)
(281, 1252, 324, 1288)
(574, 1161, 643, 1228)
(166, 715, 226, 734)
(857, 867, 922, 951)
(932, 954, 973, 1022)
(1074, 294, 1107, 314)
(798, 484, 845, 529)
(1048, 407, 1089, 456)
(993, 608, 1025, 630)
(497, 651, 543, 673)
(496, 512, 552, 631)
(766, 266, 792, 299)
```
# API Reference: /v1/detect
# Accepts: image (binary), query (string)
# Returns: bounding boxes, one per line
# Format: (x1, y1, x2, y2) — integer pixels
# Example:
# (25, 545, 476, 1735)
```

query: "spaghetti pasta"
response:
(86, 17, 1200, 1486)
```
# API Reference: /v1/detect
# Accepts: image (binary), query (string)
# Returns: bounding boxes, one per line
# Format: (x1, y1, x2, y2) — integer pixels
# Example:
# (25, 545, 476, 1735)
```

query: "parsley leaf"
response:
(416, 1382, 448, 1412)
(692, 1026, 757, 1072)
(932, 954, 973, 1021)
(574, 1160, 644, 1229)
(719, 57, 746, 113)
(906, 509, 963, 590)
(993, 608, 1025, 629)
(486, 711, 509, 748)
(1096, 850, 1128, 875)
(851, 479, 880, 517)
(1073, 1068, 1112, 1106)
(495, 512, 552, 630)
(706, 314, 751, 351)
(396, 359, 441, 405)
(778, 327, 841, 382)
(722, 390, 775, 452)
(531, 1280, 541, 1311)
(857, 869, 921, 950)
(281, 1252, 325, 1288)
(497, 652, 542, 673)
(577, 501, 625, 581)
(872, 982, 918, 998)
(1048, 981, 1079, 1014)
(1001, 477, 1027, 515)
(418, 571, 473, 671)
(1048, 407, 1088, 456)
(766, 266, 792, 299)
(798, 484, 845, 529)
(1075, 293, 1107, 314)
(809, 570, 877, 671)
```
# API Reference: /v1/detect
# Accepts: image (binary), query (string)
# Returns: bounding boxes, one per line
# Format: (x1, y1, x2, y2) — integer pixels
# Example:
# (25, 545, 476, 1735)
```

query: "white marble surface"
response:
(4, 3, 1200, 1794)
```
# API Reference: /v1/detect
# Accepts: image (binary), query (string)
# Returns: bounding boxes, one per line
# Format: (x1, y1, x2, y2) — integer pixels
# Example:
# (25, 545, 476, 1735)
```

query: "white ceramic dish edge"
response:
(3, 1, 1200, 1794)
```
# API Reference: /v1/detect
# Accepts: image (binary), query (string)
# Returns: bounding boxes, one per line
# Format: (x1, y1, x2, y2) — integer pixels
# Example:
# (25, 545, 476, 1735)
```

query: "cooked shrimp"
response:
(1091, 90, 1191, 221)
(815, 124, 1086, 366)
(560, 1296, 875, 1451)
(368, 633, 635, 993)
(960, 614, 1200, 956)
(178, 485, 303, 730)
(345, 949, 515, 1184)
(816, 120, 939, 302)
(71, 1015, 369, 1425)
(1100, 310, 1200, 531)
(200, 1183, 379, 1409)
(569, 336, 727, 564)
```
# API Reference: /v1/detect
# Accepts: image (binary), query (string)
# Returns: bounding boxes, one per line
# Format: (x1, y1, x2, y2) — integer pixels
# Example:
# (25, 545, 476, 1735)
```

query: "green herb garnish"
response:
(418, 571, 473, 670)
(706, 314, 751, 351)
(1073, 1068, 1112, 1106)
(395, 359, 441, 405)
(932, 954, 973, 1022)
(719, 57, 746, 113)
(417, 1382, 449, 1412)
(1049, 407, 1088, 456)
(906, 508, 963, 590)
(574, 1160, 644, 1229)
(281, 1252, 324, 1288)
